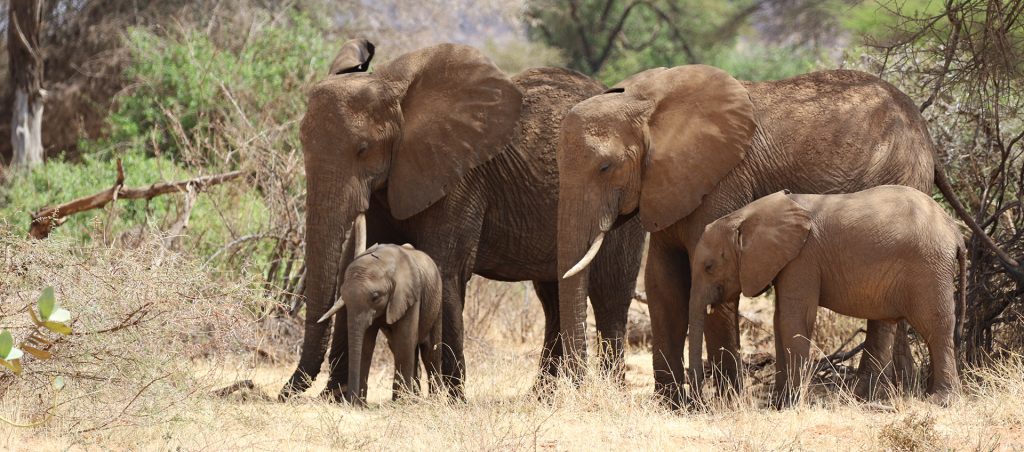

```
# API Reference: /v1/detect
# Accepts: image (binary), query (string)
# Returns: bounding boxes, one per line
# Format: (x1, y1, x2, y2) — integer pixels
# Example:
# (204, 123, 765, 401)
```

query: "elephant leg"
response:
(321, 305, 351, 402)
(771, 300, 817, 409)
(854, 320, 897, 401)
(533, 281, 563, 386)
(407, 347, 422, 396)
(646, 238, 690, 408)
(357, 326, 378, 403)
(892, 320, 917, 392)
(588, 219, 644, 383)
(390, 333, 420, 401)
(703, 296, 743, 397)
(421, 323, 443, 396)
(771, 273, 819, 409)
(906, 289, 958, 405)
(588, 277, 632, 383)
(439, 272, 471, 401)
(324, 209, 400, 399)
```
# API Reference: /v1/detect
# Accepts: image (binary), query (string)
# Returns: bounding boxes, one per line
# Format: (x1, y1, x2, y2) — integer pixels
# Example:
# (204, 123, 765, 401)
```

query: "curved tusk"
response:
(318, 299, 345, 323)
(562, 232, 605, 279)
(353, 213, 367, 255)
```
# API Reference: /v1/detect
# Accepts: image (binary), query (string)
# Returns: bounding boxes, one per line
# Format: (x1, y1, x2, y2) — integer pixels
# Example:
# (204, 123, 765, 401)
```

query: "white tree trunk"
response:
(11, 87, 44, 168)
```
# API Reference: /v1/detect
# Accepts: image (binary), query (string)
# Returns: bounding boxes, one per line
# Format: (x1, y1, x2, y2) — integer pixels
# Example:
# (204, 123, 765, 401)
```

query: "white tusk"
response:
(353, 213, 367, 255)
(562, 232, 605, 279)
(318, 299, 345, 323)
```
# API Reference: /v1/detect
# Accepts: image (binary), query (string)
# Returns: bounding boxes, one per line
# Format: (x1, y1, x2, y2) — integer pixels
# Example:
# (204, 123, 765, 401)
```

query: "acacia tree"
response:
(8, 0, 44, 169)
(857, 0, 1024, 362)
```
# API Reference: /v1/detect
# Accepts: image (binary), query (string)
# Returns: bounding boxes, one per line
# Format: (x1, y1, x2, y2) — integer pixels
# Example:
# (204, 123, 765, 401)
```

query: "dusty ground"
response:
(1, 235, 1022, 451)
(7, 334, 1024, 450)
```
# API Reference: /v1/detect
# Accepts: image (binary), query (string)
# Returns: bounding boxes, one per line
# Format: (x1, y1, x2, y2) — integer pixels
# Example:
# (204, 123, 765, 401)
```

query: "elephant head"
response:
(556, 65, 756, 360)
(287, 41, 522, 396)
(317, 244, 423, 405)
(686, 191, 811, 397)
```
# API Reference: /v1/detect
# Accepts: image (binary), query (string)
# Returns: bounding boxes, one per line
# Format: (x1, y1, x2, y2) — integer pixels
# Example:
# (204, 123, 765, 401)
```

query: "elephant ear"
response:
(386, 251, 418, 325)
(624, 65, 756, 232)
(737, 191, 812, 297)
(329, 38, 375, 75)
(377, 43, 523, 220)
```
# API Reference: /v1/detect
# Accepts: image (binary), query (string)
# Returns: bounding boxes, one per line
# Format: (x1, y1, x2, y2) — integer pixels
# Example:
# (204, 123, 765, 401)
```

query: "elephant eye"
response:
(704, 262, 714, 273)
(356, 142, 369, 156)
(371, 291, 381, 300)
(599, 161, 612, 173)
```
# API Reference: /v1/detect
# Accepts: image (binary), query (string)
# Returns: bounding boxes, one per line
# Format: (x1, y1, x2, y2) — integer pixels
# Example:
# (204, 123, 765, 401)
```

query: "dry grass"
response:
(2, 230, 1023, 450)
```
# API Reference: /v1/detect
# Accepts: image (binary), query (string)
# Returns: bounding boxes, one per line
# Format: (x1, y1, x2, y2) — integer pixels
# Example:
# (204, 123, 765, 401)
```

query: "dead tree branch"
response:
(29, 159, 245, 239)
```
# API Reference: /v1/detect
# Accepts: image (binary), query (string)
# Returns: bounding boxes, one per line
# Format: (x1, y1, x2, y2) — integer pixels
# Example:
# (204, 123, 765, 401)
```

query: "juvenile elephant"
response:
(317, 244, 442, 406)
(555, 65, 937, 406)
(687, 187, 966, 407)
(280, 41, 645, 400)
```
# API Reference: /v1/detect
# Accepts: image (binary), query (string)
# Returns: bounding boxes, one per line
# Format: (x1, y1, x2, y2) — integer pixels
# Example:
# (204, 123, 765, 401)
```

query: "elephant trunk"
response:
(556, 201, 601, 376)
(346, 311, 373, 406)
(280, 176, 365, 400)
(687, 285, 710, 404)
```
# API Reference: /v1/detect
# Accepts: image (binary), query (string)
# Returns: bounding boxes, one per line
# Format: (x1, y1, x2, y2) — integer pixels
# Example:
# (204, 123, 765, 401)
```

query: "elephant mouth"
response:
(612, 208, 639, 229)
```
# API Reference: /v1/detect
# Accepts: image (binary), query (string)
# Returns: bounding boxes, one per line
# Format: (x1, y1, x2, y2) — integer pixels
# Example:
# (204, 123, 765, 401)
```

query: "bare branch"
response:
(29, 161, 245, 239)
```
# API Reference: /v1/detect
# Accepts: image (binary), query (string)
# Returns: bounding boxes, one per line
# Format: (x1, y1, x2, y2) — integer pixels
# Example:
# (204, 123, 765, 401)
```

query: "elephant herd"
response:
(277, 38, 965, 409)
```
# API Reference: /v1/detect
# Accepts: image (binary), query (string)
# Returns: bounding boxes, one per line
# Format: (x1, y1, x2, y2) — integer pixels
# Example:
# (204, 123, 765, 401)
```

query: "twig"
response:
(76, 373, 169, 434)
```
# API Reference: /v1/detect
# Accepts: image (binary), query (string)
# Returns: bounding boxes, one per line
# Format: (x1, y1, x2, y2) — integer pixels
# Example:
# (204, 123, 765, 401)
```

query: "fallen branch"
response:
(29, 159, 245, 239)
(212, 379, 273, 401)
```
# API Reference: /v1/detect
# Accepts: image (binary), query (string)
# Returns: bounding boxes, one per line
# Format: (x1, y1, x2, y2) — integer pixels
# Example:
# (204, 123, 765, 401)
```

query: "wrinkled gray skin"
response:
(556, 66, 936, 407)
(318, 244, 442, 406)
(279, 41, 645, 401)
(688, 187, 966, 408)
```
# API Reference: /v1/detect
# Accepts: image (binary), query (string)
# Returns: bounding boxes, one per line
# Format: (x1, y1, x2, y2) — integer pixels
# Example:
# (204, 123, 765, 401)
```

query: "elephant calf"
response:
(687, 186, 966, 408)
(318, 244, 442, 406)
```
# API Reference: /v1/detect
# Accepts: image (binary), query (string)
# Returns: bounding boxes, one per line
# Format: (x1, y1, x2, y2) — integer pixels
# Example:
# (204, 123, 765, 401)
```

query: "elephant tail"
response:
(954, 240, 967, 353)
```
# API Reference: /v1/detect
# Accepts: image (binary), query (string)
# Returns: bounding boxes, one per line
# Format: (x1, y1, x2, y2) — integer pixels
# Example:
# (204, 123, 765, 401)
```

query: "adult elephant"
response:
(556, 65, 936, 406)
(279, 41, 645, 400)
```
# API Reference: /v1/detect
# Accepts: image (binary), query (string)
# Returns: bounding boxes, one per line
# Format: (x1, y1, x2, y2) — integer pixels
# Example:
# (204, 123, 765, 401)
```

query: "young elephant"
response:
(687, 186, 966, 407)
(318, 244, 442, 406)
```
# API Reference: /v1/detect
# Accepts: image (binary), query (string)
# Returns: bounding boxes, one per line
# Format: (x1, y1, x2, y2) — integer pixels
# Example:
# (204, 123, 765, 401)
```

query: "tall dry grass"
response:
(1, 228, 1022, 450)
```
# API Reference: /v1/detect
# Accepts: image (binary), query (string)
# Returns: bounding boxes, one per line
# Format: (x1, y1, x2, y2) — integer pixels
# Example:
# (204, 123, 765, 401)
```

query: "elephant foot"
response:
(853, 372, 896, 402)
(530, 372, 558, 400)
(278, 372, 314, 401)
(443, 384, 467, 403)
(654, 382, 685, 411)
(925, 389, 958, 407)
(769, 388, 799, 410)
(320, 382, 349, 403)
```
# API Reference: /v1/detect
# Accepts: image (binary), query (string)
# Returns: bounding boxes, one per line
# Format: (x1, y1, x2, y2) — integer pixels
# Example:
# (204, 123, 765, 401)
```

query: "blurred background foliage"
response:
(0, 0, 1020, 356)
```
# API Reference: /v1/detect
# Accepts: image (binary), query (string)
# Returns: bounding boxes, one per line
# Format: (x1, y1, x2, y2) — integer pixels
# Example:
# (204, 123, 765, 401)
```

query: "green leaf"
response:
(42, 322, 72, 336)
(0, 330, 24, 361)
(38, 286, 56, 320)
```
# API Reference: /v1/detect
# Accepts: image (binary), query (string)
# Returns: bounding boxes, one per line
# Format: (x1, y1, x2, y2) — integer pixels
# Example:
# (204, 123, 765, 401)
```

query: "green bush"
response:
(6, 10, 337, 269)
(0, 152, 270, 258)
(85, 12, 331, 163)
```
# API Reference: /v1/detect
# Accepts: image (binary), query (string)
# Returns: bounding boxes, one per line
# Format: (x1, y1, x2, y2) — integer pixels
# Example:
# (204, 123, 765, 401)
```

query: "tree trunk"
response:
(8, 0, 45, 169)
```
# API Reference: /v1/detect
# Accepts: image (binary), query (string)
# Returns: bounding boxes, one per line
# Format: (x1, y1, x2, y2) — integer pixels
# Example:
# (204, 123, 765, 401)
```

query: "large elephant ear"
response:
(625, 65, 756, 232)
(329, 38, 375, 75)
(377, 43, 523, 220)
(385, 250, 418, 325)
(737, 191, 812, 297)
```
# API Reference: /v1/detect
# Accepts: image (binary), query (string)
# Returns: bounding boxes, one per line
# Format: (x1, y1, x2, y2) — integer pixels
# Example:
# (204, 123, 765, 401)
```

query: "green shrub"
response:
(85, 12, 331, 163)
(0, 152, 270, 259)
